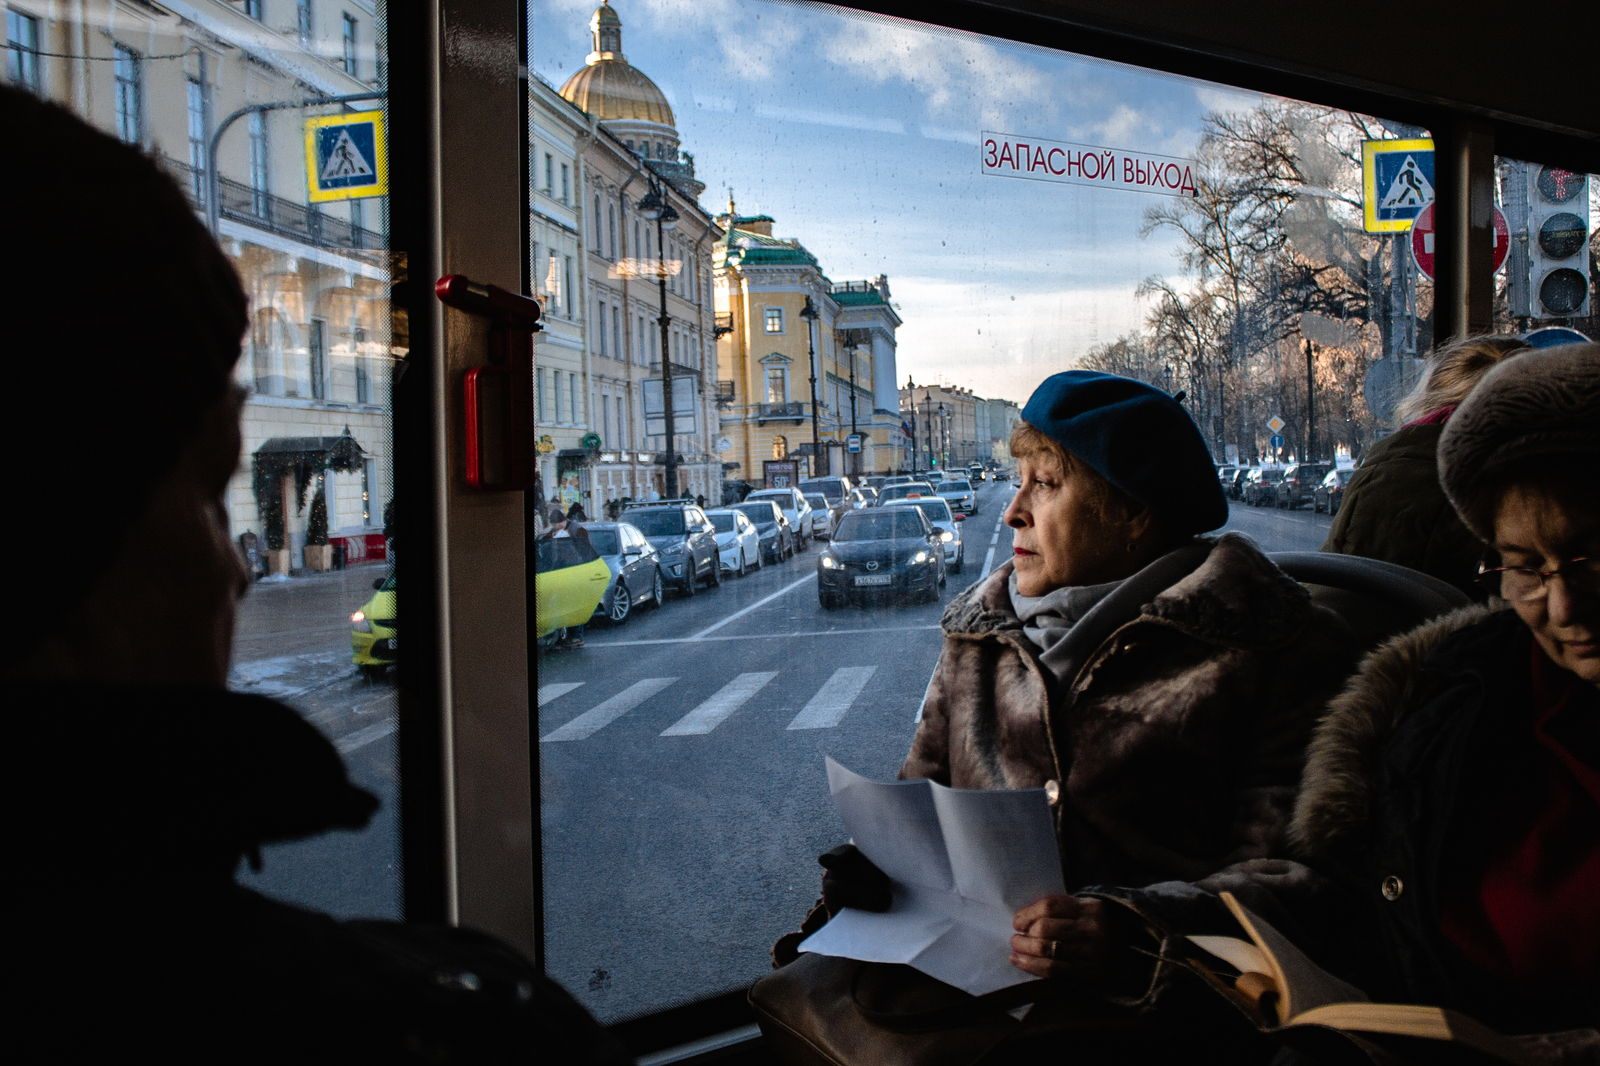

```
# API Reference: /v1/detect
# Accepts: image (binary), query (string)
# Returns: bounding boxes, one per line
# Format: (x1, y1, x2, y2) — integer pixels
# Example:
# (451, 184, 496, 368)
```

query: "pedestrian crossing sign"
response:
(304, 110, 387, 203)
(1363, 139, 1434, 233)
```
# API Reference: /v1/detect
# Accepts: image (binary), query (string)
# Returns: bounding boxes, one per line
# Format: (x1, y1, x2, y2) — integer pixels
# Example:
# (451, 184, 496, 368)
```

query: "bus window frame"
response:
(381, 0, 1595, 1059)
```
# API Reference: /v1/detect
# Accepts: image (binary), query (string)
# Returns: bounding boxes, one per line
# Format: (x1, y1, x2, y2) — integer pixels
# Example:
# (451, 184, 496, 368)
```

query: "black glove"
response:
(819, 843, 891, 913)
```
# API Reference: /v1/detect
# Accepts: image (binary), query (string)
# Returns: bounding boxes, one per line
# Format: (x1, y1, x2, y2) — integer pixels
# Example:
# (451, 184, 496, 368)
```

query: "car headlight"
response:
(941, 531, 954, 542)
(912, 551, 929, 564)
(664, 542, 687, 555)
(820, 555, 837, 568)
(351, 610, 372, 633)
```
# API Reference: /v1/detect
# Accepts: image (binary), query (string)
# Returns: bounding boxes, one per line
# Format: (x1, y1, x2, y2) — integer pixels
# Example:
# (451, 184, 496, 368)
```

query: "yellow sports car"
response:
(351, 572, 397, 679)
(536, 535, 610, 640)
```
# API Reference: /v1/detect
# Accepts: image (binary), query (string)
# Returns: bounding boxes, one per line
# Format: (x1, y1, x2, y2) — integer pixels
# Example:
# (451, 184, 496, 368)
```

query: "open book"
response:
(1186, 892, 1535, 1065)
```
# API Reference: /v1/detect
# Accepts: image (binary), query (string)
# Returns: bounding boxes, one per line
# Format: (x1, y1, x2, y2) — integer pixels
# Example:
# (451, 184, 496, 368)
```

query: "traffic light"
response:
(1524, 166, 1590, 320)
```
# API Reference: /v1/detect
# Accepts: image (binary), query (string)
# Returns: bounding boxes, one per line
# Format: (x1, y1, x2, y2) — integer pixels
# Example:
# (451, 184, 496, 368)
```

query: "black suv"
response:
(1276, 462, 1333, 509)
(621, 501, 722, 595)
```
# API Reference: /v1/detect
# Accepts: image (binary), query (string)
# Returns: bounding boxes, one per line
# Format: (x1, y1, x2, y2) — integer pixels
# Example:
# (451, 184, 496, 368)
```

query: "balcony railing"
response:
(166, 158, 385, 257)
(713, 311, 734, 337)
(714, 381, 736, 406)
(755, 402, 806, 421)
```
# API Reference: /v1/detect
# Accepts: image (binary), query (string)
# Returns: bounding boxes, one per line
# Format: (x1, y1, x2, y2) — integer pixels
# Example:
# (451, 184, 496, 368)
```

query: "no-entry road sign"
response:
(1410, 202, 1509, 280)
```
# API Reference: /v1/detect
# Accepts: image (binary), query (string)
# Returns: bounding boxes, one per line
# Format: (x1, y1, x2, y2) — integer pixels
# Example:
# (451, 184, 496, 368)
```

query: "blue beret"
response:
(1020, 370, 1227, 535)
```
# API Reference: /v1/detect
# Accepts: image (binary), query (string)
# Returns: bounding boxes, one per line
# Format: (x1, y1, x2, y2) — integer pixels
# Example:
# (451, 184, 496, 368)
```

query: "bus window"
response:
(21, 2, 402, 919)
(530, 0, 1423, 1021)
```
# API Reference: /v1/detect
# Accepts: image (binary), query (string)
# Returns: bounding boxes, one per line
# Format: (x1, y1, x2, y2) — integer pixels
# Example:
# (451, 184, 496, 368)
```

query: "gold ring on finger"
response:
(1047, 939, 1060, 960)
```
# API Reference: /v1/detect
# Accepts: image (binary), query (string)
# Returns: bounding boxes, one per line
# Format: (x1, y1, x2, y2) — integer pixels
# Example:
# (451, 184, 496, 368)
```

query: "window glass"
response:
(629, 510, 687, 536)
(29, 2, 402, 920)
(708, 513, 737, 533)
(588, 528, 622, 555)
(533, 0, 1413, 1020)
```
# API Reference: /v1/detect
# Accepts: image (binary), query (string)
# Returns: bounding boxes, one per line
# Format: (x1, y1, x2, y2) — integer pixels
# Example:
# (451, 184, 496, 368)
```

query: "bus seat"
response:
(1269, 552, 1472, 653)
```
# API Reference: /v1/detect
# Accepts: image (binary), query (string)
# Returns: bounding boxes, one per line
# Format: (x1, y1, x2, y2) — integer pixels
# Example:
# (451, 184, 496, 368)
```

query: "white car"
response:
(849, 487, 876, 509)
(803, 493, 840, 539)
(706, 508, 763, 577)
(936, 478, 977, 515)
(884, 496, 964, 572)
(744, 488, 815, 550)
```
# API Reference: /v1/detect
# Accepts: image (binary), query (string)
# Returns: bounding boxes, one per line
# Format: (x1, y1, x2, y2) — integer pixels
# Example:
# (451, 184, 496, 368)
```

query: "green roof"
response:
(716, 226, 819, 269)
(832, 289, 886, 307)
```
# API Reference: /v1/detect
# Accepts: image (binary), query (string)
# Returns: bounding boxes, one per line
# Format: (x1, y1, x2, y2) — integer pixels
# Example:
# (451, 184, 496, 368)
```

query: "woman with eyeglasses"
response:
(1091, 345, 1599, 1054)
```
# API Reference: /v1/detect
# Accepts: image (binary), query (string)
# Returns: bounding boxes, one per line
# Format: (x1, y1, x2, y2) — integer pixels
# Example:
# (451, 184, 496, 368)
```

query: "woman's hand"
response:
(818, 844, 891, 913)
(1009, 895, 1122, 981)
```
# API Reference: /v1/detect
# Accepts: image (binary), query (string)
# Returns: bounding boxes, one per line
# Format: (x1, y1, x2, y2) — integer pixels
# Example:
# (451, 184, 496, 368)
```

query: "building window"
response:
(113, 46, 142, 144)
(597, 300, 608, 356)
(617, 397, 627, 448)
(601, 392, 611, 443)
(354, 327, 372, 403)
(765, 307, 784, 334)
(607, 204, 617, 259)
(612, 307, 621, 362)
(561, 163, 570, 203)
(297, 0, 314, 46)
(553, 370, 563, 421)
(309, 319, 328, 400)
(248, 111, 270, 214)
(773, 435, 788, 459)
(537, 367, 547, 421)
(544, 153, 553, 194)
(565, 257, 574, 318)
(342, 13, 358, 76)
(571, 374, 579, 425)
(767, 367, 786, 404)
(186, 76, 208, 203)
(6, 10, 40, 93)
(243, 0, 263, 19)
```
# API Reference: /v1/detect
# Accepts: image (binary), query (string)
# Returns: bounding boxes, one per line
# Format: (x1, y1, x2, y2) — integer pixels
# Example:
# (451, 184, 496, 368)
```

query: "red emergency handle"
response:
(436, 274, 542, 491)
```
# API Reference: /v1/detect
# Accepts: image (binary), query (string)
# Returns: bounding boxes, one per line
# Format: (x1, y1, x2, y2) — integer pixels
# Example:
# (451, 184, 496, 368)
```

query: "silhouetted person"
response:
(1, 85, 628, 1064)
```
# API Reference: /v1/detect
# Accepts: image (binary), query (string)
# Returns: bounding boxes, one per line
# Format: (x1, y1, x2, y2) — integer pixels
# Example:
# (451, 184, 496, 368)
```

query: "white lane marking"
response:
(662, 671, 778, 736)
(586, 624, 939, 648)
(690, 574, 817, 640)
(541, 677, 677, 742)
(982, 544, 998, 577)
(336, 719, 396, 754)
(538, 682, 584, 706)
(989, 532, 999, 545)
(787, 666, 878, 730)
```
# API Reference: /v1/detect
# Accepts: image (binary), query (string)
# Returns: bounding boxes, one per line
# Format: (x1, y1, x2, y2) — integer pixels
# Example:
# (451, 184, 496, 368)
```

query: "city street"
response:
(223, 482, 1334, 1009)
(536, 482, 1333, 1021)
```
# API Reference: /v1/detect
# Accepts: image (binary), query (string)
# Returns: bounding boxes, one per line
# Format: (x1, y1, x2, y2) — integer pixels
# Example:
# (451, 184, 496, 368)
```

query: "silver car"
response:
(744, 488, 815, 550)
(936, 478, 977, 515)
(883, 496, 964, 572)
(804, 492, 849, 538)
(584, 521, 665, 625)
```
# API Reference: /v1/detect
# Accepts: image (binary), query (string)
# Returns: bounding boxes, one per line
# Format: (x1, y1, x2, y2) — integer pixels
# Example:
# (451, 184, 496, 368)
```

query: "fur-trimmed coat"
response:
(1099, 604, 1599, 1047)
(901, 532, 1357, 890)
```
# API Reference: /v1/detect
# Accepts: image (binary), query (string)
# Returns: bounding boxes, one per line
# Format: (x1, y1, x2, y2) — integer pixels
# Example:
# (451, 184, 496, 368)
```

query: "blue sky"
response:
(531, 0, 1263, 403)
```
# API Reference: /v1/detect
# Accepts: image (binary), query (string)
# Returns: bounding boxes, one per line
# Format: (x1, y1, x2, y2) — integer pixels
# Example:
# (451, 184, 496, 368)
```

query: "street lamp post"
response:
(923, 391, 935, 472)
(800, 295, 822, 476)
(638, 181, 681, 497)
(905, 376, 918, 476)
(939, 404, 950, 470)
(843, 330, 861, 477)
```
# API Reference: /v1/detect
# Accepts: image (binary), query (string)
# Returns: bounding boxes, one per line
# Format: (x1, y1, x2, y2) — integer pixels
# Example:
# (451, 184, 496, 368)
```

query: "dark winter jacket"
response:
(1321, 423, 1485, 598)
(1098, 606, 1598, 1050)
(16, 686, 627, 1064)
(901, 532, 1358, 890)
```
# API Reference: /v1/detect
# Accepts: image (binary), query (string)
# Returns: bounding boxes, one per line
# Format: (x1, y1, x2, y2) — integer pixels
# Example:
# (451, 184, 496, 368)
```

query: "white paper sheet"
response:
(797, 757, 1065, 996)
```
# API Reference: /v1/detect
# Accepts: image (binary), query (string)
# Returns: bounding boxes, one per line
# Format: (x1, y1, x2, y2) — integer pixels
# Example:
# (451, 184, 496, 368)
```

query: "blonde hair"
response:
(1009, 420, 1143, 527)
(1395, 335, 1530, 423)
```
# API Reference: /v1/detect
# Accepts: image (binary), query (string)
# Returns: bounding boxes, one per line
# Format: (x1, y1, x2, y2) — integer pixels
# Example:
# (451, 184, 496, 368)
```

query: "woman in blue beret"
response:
(775, 371, 1357, 986)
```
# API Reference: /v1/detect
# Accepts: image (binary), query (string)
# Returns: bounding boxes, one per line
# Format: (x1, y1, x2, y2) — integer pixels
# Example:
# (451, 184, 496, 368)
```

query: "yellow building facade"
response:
(714, 210, 906, 487)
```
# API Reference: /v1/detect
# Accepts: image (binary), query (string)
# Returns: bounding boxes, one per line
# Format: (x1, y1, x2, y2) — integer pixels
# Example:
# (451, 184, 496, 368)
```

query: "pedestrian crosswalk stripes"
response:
(661, 671, 778, 736)
(786, 666, 877, 730)
(541, 677, 678, 742)
(538, 682, 584, 706)
(539, 667, 890, 742)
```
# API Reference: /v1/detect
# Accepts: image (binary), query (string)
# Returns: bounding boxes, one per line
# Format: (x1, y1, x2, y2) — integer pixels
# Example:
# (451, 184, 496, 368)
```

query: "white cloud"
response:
(755, 103, 905, 135)
(1192, 84, 1263, 115)
(891, 277, 1153, 403)
(920, 125, 979, 146)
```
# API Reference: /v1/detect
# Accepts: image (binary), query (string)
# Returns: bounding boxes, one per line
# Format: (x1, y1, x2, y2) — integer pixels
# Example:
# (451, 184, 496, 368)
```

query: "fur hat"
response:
(1019, 370, 1227, 534)
(1437, 342, 1600, 541)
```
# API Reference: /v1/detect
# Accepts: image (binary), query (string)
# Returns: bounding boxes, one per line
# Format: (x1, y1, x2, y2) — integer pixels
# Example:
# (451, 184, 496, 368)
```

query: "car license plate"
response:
(854, 575, 892, 586)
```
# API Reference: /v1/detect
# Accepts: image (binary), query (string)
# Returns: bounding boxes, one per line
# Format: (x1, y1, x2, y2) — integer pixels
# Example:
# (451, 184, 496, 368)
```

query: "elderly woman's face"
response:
(1494, 484, 1600, 686)
(1005, 453, 1136, 596)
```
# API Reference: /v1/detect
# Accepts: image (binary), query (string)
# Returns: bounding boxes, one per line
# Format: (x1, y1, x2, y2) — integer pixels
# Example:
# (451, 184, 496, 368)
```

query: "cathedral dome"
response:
(558, 4, 676, 127)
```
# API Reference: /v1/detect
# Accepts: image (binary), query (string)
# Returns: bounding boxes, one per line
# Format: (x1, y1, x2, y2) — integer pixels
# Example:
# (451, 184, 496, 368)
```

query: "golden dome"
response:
(558, 4, 676, 127)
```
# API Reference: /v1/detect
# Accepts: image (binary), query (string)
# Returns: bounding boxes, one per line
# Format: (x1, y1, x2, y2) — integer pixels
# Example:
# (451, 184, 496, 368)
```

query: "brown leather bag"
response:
(749, 953, 1142, 1066)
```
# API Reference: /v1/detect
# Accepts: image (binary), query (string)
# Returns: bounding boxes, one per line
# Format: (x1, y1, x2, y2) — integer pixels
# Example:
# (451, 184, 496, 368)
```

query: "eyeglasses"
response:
(1476, 557, 1600, 603)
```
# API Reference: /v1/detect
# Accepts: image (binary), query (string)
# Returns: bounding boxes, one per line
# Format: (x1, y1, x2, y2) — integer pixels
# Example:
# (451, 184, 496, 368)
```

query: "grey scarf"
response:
(1008, 539, 1213, 687)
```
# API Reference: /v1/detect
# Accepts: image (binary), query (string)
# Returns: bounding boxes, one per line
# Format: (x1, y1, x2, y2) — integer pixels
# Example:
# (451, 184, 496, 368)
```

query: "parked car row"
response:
(1223, 462, 1351, 514)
